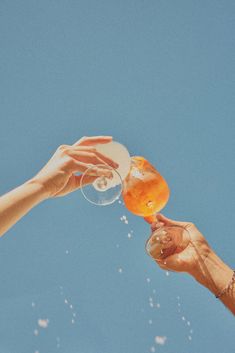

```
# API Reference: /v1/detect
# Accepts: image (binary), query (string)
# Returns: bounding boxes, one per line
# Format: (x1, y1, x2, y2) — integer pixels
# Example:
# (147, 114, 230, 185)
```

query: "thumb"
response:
(155, 213, 190, 228)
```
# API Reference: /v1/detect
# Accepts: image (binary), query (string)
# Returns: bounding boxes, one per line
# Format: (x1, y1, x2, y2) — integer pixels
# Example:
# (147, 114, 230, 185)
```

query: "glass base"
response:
(80, 164, 123, 206)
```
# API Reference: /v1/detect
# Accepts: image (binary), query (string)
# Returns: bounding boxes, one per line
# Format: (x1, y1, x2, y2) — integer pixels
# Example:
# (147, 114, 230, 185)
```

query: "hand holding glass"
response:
(80, 141, 190, 260)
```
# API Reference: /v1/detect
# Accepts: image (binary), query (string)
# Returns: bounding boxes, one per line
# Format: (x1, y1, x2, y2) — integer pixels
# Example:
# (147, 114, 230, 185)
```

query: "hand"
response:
(29, 136, 119, 198)
(148, 214, 235, 314)
(148, 214, 212, 277)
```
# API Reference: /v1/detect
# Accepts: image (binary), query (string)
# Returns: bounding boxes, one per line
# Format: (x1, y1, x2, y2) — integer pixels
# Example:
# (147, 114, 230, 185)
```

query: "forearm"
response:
(191, 250, 235, 315)
(0, 179, 48, 237)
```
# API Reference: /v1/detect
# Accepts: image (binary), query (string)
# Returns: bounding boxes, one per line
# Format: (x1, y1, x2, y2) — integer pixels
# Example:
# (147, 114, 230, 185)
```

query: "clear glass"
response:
(80, 141, 131, 206)
(145, 225, 190, 260)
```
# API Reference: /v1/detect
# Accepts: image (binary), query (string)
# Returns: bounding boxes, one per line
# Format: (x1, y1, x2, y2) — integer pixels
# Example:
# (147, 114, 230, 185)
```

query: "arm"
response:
(148, 214, 235, 315)
(192, 248, 235, 315)
(0, 135, 118, 238)
(0, 180, 48, 237)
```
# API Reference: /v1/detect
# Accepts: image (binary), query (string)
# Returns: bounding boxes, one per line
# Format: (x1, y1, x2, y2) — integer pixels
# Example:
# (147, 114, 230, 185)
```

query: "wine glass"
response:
(121, 156, 190, 259)
(145, 224, 190, 261)
(80, 141, 131, 206)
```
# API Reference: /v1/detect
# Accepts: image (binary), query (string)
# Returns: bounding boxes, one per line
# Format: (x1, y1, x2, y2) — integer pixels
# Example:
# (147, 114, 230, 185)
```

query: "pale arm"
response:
(0, 135, 118, 238)
(0, 180, 47, 237)
(192, 249, 235, 315)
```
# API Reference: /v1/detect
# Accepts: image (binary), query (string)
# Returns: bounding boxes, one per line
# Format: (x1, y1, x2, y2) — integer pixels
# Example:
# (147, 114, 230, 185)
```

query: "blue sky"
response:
(0, 0, 234, 352)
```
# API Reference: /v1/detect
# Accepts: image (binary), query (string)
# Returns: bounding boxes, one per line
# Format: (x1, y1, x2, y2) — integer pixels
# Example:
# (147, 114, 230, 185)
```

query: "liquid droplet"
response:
(146, 200, 154, 208)
(155, 336, 167, 345)
(38, 319, 49, 329)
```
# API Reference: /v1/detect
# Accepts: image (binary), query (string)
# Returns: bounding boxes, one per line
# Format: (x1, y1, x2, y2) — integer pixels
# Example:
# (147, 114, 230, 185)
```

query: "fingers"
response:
(151, 221, 164, 232)
(158, 253, 183, 272)
(155, 260, 170, 271)
(93, 150, 119, 169)
(70, 160, 113, 178)
(153, 213, 189, 228)
(68, 148, 119, 169)
(73, 136, 113, 146)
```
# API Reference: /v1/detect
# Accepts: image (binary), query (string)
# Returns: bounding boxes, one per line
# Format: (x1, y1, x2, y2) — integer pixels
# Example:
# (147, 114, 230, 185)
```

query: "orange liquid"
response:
(122, 157, 170, 223)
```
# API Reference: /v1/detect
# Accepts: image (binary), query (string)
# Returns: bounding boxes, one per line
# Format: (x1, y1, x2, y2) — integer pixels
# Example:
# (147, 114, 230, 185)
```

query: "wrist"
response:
(190, 249, 233, 296)
(24, 178, 50, 201)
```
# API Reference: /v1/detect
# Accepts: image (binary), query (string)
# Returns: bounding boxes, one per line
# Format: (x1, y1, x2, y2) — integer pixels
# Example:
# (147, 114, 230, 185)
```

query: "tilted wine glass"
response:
(80, 141, 131, 206)
(121, 156, 190, 260)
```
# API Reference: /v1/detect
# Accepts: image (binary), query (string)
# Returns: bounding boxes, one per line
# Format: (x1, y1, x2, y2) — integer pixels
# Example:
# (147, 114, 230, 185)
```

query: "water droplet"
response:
(127, 233, 132, 239)
(65, 250, 69, 255)
(34, 329, 39, 336)
(71, 319, 75, 324)
(38, 319, 49, 329)
(155, 336, 167, 345)
(118, 268, 123, 273)
(156, 303, 160, 308)
(187, 321, 191, 326)
(32, 302, 35, 308)
(150, 346, 155, 352)
(64, 299, 68, 304)
(70, 304, 73, 309)
(166, 271, 169, 276)
(188, 335, 192, 341)
(148, 319, 153, 325)
(182, 316, 185, 321)
(146, 278, 151, 283)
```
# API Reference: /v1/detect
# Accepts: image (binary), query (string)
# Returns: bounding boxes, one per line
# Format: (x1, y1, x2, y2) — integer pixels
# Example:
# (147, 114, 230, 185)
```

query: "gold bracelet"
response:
(215, 270, 235, 299)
